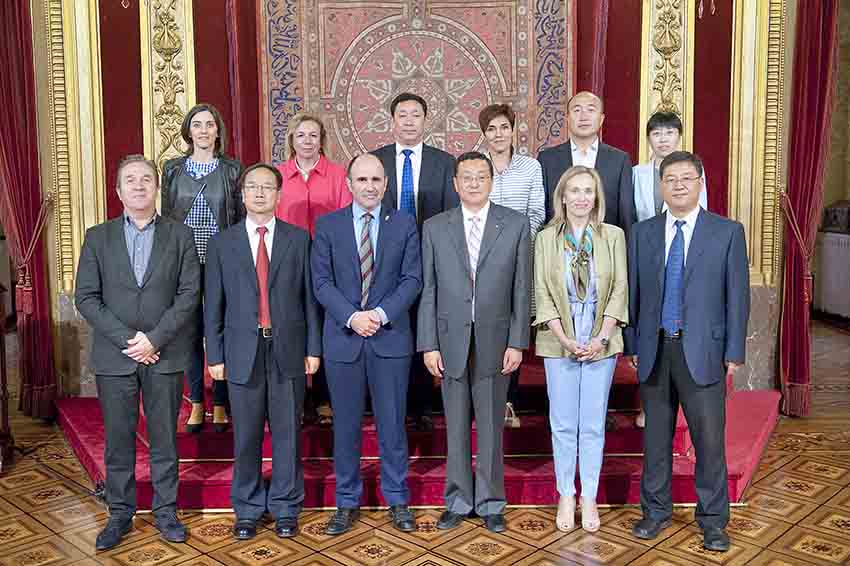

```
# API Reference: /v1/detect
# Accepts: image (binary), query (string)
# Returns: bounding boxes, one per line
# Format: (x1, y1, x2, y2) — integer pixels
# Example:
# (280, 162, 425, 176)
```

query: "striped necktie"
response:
(468, 215, 481, 282)
(359, 213, 374, 307)
(400, 149, 416, 217)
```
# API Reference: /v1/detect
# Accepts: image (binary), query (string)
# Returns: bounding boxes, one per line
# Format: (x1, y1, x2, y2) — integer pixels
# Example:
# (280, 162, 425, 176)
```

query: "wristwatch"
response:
(600, 336, 610, 347)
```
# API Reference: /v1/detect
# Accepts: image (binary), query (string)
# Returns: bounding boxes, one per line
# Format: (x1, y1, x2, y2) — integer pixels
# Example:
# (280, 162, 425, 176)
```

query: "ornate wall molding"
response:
(638, 0, 696, 161)
(140, 0, 195, 171)
(728, 0, 787, 287)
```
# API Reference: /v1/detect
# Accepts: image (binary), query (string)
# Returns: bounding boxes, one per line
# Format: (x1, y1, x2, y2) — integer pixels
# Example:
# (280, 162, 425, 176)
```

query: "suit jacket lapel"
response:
(235, 222, 259, 296)
(684, 209, 708, 284)
(374, 208, 391, 275)
(475, 205, 505, 271)
(109, 218, 137, 286)
(268, 219, 293, 287)
(141, 218, 169, 287)
(381, 146, 398, 211)
(417, 146, 430, 214)
(341, 206, 361, 284)
(562, 142, 574, 168)
(448, 208, 471, 279)
(651, 214, 666, 290)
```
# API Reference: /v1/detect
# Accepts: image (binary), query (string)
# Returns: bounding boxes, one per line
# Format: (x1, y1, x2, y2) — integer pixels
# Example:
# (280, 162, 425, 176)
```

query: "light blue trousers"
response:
(545, 355, 617, 499)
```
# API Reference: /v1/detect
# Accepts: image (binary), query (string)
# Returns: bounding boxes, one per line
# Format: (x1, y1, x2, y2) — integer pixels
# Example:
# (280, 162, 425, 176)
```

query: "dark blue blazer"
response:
(311, 206, 423, 363)
(204, 219, 322, 384)
(625, 209, 750, 386)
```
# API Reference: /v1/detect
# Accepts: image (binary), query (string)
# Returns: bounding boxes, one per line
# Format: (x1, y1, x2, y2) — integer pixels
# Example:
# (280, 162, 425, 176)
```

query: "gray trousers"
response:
(441, 339, 509, 516)
(96, 367, 183, 518)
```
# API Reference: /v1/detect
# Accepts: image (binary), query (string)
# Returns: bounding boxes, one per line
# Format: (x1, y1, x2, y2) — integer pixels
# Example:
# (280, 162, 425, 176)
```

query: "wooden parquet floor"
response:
(0, 322, 848, 565)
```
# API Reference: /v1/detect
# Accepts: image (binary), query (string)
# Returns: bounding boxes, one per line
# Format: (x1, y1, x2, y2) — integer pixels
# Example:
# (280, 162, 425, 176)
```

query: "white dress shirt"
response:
(664, 206, 701, 265)
(395, 142, 423, 210)
(570, 138, 599, 168)
(245, 216, 276, 265)
(461, 201, 490, 321)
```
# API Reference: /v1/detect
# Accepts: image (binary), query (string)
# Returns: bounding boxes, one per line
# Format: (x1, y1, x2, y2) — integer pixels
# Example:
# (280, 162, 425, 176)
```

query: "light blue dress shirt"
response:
(348, 203, 388, 326)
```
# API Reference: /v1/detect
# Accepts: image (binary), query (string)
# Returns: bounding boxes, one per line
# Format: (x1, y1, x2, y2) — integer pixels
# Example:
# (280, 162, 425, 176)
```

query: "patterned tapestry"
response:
(258, 0, 575, 164)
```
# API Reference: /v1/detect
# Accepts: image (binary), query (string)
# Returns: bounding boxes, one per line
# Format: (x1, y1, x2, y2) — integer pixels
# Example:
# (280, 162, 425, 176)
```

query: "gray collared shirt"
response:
(124, 213, 157, 286)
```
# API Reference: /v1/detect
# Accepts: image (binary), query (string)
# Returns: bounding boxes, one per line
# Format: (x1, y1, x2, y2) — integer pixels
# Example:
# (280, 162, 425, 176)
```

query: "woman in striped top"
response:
(478, 104, 546, 428)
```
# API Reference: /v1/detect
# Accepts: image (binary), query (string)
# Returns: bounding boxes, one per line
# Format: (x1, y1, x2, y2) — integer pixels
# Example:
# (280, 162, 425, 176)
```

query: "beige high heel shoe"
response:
(556, 495, 575, 531)
(580, 497, 600, 532)
(185, 402, 204, 434)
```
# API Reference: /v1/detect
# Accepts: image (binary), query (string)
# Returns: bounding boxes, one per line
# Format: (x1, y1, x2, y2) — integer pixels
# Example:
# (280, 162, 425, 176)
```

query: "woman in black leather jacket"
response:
(161, 103, 244, 433)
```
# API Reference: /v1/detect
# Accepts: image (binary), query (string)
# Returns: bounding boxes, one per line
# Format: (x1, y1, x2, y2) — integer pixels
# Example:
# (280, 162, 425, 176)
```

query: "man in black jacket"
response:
(75, 154, 201, 551)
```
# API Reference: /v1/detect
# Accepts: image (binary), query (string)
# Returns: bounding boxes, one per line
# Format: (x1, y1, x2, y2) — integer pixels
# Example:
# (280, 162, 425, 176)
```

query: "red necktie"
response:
(256, 226, 271, 328)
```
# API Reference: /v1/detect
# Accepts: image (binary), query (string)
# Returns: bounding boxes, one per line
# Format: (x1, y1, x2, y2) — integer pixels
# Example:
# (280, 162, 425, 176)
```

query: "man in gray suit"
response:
(625, 151, 750, 552)
(75, 154, 201, 550)
(418, 151, 531, 533)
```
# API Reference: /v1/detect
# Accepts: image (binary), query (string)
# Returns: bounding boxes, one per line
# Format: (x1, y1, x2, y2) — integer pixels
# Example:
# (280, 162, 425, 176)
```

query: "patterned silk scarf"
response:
(564, 226, 594, 301)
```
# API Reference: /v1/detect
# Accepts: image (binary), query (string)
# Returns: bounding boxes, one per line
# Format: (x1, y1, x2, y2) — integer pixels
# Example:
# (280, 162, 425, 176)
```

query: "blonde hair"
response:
(548, 166, 606, 232)
(285, 113, 327, 160)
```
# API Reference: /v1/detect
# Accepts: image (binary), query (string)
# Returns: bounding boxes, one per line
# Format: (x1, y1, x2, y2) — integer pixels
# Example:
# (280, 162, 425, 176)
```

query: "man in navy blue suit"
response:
(311, 153, 423, 535)
(626, 151, 750, 552)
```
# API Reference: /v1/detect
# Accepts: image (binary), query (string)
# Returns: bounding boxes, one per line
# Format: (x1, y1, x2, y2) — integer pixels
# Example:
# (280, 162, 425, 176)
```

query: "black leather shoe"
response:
(154, 511, 187, 543)
(483, 514, 506, 533)
(325, 508, 359, 536)
(631, 517, 671, 540)
(233, 519, 257, 540)
(416, 415, 434, 432)
(389, 505, 415, 532)
(436, 510, 465, 530)
(275, 516, 298, 538)
(703, 527, 730, 551)
(95, 515, 133, 551)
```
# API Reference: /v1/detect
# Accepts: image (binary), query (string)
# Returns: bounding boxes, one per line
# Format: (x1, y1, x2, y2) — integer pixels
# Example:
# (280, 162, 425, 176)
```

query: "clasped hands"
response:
(122, 331, 159, 365)
(561, 336, 605, 362)
(350, 310, 383, 337)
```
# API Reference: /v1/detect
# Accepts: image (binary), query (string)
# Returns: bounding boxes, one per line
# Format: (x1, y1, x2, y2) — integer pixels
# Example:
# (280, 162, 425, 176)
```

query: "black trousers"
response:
(229, 336, 305, 521)
(639, 336, 729, 530)
(96, 366, 183, 517)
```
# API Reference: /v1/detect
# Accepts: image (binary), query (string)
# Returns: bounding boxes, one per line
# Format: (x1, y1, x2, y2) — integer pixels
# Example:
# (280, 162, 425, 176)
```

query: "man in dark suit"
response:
(626, 151, 750, 552)
(75, 154, 201, 550)
(418, 151, 531, 533)
(311, 153, 422, 535)
(205, 163, 321, 540)
(372, 92, 458, 431)
(538, 91, 637, 239)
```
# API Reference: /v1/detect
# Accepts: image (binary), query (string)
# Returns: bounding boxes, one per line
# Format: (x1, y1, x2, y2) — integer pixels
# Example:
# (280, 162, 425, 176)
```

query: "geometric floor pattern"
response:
(1, 322, 849, 565)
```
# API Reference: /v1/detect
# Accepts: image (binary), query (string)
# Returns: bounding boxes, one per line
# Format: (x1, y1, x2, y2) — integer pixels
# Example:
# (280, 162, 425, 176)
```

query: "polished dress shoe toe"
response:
(417, 415, 434, 432)
(232, 519, 257, 540)
(325, 508, 359, 536)
(436, 510, 465, 530)
(154, 512, 187, 543)
(483, 514, 506, 533)
(95, 516, 133, 551)
(389, 505, 415, 532)
(703, 527, 730, 551)
(631, 517, 671, 540)
(275, 517, 298, 538)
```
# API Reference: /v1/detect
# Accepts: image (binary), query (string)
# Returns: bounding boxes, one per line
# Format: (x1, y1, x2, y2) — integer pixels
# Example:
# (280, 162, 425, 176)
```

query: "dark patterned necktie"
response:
(359, 213, 374, 307)
(661, 220, 685, 334)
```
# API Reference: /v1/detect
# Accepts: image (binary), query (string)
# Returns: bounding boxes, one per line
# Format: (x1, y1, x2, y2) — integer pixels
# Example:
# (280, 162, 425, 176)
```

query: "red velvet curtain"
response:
(0, 2, 57, 417)
(779, 0, 839, 417)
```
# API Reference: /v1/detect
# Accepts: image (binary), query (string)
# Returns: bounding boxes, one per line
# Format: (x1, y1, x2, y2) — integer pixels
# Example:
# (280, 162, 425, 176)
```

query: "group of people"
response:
(75, 90, 749, 555)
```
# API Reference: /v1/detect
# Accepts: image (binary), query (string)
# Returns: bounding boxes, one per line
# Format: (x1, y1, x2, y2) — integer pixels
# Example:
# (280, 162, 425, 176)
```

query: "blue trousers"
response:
(325, 342, 410, 508)
(545, 355, 616, 499)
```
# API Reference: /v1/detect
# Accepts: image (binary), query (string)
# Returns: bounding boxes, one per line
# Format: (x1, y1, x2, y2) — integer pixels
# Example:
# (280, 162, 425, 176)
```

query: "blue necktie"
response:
(400, 149, 416, 218)
(661, 220, 685, 334)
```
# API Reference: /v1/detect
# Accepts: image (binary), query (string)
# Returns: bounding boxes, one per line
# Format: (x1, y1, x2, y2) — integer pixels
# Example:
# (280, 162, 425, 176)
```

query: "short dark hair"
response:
(390, 92, 428, 118)
(659, 151, 704, 179)
(346, 153, 385, 179)
(238, 162, 283, 191)
(181, 103, 228, 157)
(478, 104, 515, 133)
(454, 151, 494, 178)
(116, 154, 158, 189)
(646, 111, 683, 137)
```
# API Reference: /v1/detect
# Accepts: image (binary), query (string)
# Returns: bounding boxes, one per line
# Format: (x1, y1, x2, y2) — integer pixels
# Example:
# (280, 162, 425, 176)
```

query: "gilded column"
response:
(140, 0, 196, 171)
(638, 0, 696, 161)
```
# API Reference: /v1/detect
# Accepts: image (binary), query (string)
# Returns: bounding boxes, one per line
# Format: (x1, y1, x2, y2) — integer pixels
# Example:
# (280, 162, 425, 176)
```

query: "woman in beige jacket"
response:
(534, 166, 628, 533)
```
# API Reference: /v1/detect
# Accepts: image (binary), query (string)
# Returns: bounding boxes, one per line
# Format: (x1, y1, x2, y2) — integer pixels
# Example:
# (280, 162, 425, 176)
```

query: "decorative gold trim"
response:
(140, 0, 196, 172)
(728, 0, 786, 287)
(638, 0, 696, 161)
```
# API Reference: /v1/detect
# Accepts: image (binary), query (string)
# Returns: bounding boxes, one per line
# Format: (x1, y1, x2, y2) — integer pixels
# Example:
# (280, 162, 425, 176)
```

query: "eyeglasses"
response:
(244, 184, 278, 194)
(459, 175, 491, 185)
(662, 176, 701, 186)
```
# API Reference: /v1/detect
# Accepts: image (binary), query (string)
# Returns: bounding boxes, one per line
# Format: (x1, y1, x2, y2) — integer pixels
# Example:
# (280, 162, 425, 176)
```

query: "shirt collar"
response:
(482, 148, 516, 174)
(352, 201, 381, 222)
(283, 155, 326, 179)
(396, 142, 423, 158)
(246, 215, 276, 235)
(461, 201, 491, 224)
(570, 138, 599, 153)
(665, 205, 701, 230)
(124, 211, 158, 230)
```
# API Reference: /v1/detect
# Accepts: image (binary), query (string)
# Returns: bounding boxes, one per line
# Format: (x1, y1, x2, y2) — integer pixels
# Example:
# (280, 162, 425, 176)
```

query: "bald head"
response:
(347, 153, 387, 211)
(347, 153, 385, 179)
(567, 91, 605, 143)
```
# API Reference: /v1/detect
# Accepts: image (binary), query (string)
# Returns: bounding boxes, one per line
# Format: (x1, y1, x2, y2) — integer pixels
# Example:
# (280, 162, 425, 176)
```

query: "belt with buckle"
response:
(661, 329, 683, 340)
(260, 327, 273, 338)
